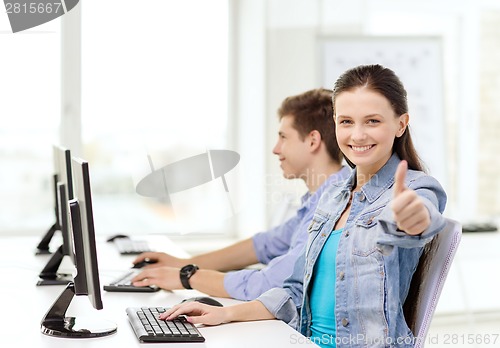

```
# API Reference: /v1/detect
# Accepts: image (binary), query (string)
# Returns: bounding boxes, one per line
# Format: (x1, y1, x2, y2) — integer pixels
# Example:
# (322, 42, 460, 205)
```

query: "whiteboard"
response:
(320, 36, 446, 188)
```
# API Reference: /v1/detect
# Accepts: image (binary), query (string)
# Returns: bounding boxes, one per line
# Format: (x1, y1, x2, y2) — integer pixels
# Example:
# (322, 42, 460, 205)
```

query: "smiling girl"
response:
(160, 65, 447, 348)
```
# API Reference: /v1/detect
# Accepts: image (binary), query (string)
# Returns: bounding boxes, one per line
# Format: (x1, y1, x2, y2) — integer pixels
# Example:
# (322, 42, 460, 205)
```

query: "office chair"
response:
(413, 218, 462, 348)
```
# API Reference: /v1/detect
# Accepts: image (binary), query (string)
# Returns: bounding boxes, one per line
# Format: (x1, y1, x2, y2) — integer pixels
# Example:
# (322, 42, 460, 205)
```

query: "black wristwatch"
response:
(179, 264, 199, 289)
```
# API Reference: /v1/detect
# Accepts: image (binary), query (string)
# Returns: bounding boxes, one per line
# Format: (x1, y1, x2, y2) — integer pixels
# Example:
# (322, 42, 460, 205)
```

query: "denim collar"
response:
(336, 153, 401, 204)
(300, 165, 351, 210)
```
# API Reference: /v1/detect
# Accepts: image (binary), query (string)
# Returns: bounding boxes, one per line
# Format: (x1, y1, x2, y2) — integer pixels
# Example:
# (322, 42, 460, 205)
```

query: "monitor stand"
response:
(35, 223, 59, 255)
(36, 174, 61, 255)
(36, 245, 73, 286)
(41, 282, 117, 338)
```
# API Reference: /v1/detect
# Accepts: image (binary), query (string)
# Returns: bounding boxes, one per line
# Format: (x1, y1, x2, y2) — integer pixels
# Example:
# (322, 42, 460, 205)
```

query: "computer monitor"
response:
(36, 145, 76, 285)
(36, 145, 74, 255)
(41, 157, 117, 338)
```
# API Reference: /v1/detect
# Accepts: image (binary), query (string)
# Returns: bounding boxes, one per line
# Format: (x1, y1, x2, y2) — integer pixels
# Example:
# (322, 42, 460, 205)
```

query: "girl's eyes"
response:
(339, 119, 380, 125)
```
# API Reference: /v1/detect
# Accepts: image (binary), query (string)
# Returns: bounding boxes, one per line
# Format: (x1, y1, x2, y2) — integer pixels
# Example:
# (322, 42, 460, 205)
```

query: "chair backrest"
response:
(413, 218, 462, 348)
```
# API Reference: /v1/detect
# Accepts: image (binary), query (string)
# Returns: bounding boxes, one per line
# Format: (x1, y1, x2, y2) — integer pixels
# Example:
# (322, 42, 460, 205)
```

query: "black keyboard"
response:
(103, 269, 160, 292)
(114, 238, 152, 255)
(126, 307, 205, 343)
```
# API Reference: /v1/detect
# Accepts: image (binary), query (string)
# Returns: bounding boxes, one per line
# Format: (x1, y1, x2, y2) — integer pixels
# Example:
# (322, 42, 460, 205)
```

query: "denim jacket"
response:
(224, 166, 351, 300)
(257, 154, 447, 347)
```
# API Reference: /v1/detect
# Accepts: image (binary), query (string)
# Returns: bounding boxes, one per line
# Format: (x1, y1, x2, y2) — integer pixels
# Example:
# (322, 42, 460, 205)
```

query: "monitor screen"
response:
(36, 145, 76, 285)
(40, 157, 116, 338)
(57, 182, 75, 263)
(36, 144, 74, 255)
(54, 145, 74, 258)
(69, 157, 102, 309)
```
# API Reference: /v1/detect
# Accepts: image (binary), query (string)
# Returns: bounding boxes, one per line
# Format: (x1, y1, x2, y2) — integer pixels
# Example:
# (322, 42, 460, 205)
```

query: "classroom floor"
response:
(426, 311, 500, 347)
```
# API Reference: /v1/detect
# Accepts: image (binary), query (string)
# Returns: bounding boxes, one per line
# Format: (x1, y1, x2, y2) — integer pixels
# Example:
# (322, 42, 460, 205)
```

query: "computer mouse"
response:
(106, 234, 130, 242)
(181, 296, 223, 307)
(132, 258, 158, 269)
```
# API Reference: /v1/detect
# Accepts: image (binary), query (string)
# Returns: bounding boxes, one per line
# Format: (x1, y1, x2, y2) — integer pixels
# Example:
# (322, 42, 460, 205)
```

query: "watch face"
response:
(181, 264, 198, 275)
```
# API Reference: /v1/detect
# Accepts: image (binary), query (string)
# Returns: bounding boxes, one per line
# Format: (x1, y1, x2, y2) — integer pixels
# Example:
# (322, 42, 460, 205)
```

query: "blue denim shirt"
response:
(224, 166, 351, 300)
(257, 154, 447, 347)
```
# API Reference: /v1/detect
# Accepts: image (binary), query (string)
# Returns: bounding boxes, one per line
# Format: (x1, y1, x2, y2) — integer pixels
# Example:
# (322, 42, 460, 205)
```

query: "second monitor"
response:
(40, 157, 116, 338)
(37, 145, 76, 286)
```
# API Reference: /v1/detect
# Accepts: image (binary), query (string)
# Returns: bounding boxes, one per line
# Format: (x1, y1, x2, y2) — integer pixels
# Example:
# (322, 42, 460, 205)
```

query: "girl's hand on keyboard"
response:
(160, 302, 228, 326)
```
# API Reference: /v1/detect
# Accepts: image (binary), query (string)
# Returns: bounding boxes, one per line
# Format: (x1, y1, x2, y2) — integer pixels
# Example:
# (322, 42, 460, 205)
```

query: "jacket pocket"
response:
(305, 212, 328, 258)
(352, 204, 387, 257)
(355, 203, 386, 228)
(307, 211, 328, 234)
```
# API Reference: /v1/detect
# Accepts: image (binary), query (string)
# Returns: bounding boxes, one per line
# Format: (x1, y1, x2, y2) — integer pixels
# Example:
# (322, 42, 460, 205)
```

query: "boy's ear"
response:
(309, 130, 322, 151)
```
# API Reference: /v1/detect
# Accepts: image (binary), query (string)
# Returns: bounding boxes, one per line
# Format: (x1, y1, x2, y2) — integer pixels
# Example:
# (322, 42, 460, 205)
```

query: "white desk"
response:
(0, 236, 313, 347)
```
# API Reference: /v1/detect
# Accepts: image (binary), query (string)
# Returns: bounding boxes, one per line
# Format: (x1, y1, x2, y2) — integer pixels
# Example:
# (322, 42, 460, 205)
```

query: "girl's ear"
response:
(397, 113, 410, 137)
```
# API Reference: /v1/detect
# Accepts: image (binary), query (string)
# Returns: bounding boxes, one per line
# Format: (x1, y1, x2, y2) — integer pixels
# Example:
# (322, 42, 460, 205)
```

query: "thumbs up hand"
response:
(391, 160, 430, 235)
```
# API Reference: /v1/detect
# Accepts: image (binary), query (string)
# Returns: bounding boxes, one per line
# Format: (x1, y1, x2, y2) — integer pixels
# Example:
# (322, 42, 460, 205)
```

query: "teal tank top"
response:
(309, 229, 343, 348)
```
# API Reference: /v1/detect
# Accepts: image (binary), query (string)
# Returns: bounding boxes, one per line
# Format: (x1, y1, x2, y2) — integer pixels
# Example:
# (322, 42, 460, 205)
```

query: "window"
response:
(80, 1, 231, 236)
(0, 14, 61, 234)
